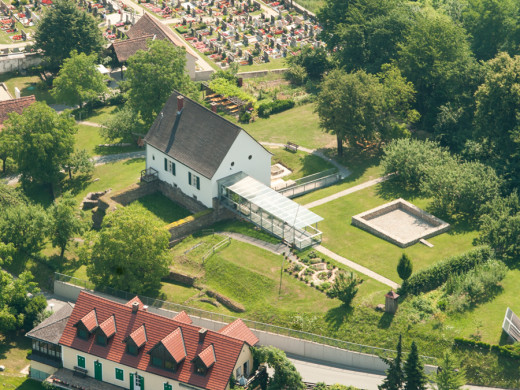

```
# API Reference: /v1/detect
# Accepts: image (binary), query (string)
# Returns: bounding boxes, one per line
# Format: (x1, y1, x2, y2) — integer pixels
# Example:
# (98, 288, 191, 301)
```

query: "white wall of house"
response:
(146, 130, 271, 209)
(62, 345, 227, 390)
(233, 344, 254, 380)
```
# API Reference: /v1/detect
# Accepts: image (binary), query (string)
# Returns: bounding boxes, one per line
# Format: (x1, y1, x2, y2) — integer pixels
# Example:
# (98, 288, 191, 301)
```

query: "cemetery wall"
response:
(237, 68, 287, 79)
(194, 69, 214, 81)
(0, 52, 42, 74)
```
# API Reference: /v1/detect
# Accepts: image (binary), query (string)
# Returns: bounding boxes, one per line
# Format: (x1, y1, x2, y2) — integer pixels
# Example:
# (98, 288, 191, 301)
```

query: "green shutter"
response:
(115, 368, 124, 381)
(130, 373, 134, 390)
(164, 383, 172, 390)
(172, 162, 176, 176)
(188, 172, 192, 185)
(164, 158, 168, 171)
(196, 176, 200, 190)
(77, 355, 85, 368)
(140, 375, 144, 390)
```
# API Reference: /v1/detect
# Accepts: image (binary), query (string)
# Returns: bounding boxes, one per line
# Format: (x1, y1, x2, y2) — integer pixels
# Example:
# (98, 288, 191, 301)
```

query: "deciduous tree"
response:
(252, 346, 305, 390)
(125, 39, 196, 125)
(327, 271, 363, 307)
(101, 105, 144, 142)
(85, 204, 170, 295)
(52, 50, 108, 108)
(34, 0, 104, 72)
(64, 149, 94, 179)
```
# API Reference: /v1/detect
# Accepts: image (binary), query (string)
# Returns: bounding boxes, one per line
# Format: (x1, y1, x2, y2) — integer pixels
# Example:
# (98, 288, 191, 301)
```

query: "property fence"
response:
(53, 272, 436, 364)
(278, 168, 341, 199)
(201, 236, 231, 262)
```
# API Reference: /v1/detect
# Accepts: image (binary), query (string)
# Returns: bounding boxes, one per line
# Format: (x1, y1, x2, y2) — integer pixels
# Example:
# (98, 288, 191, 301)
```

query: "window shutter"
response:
(196, 176, 200, 190)
(164, 158, 168, 171)
(140, 375, 144, 390)
(188, 172, 192, 185)
(129, 373, 134, 390)
(172, 163, 176, 176)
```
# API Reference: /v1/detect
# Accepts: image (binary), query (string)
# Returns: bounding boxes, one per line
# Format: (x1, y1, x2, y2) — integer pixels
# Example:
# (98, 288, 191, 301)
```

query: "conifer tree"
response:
(379, 335, 404, 390)
(404, 342, 428, 390)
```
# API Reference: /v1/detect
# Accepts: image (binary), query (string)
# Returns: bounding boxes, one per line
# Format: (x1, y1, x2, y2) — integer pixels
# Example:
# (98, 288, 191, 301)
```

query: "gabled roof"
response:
(172, 310, 192, 324)
(0, 95, 35, 127)
(26, 302, 74, 345)
(126, 13, 197, 60)
(145, 91, 244, 179)
(127, 324, 147, 348)
(75, 309, 98, 332)
(99, 315, 117, 338)
(59, 292, 247, 390)
(196, 344, 216, 369)
(157, 327, 187, 363)
(218, 319, 259, 346)
(111, 35, 152, 63)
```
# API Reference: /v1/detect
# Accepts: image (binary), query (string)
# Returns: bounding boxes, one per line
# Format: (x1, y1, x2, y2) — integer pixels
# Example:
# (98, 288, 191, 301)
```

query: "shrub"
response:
(403, 246, 494, 295)
(454, 338, 520, 360)
(238, 111, 251, 124)
(284, 64, 307, 86)
(257, 99, 295, 118)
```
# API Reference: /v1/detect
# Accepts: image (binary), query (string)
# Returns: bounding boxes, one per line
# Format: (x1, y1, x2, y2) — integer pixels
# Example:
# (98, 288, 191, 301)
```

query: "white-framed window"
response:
(164, 158, 176, 175)
(188, 172, 200, 190)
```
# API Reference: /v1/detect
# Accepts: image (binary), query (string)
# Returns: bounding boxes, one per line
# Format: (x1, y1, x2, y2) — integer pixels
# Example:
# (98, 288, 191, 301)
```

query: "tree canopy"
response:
(252, 346, 305, 390)
(6, 102, 76, 189)
(125, 39, 196, 126)
(34, 0, 104, 72)
(52, 50, 108, 108)
(85, 204, 170, 295)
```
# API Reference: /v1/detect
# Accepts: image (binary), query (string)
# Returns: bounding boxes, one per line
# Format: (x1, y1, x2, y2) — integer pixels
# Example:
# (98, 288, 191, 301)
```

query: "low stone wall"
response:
(0, 52, 42, 74)
(237, 68, 288, 79)
(110, 182, 158, 206)
(164, 271, 198, 286)
(194, 69, 214, 81)
(157, 181, 206, 214)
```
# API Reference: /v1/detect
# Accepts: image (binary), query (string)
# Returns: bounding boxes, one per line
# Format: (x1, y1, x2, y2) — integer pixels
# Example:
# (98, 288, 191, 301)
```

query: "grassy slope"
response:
(132, 192, 191, 224)
(242, 103, 335, 149)
(269, 147, 335, 180)
(1, 74, 55, 103)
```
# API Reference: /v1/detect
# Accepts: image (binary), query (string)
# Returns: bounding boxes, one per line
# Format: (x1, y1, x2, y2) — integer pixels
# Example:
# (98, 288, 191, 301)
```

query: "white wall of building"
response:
(146, 130, 271, 209)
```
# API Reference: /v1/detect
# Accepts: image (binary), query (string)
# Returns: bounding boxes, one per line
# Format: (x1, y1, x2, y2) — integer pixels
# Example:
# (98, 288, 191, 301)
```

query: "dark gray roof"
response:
(144, 91, 243, 179)
(26, 302, 74, 345)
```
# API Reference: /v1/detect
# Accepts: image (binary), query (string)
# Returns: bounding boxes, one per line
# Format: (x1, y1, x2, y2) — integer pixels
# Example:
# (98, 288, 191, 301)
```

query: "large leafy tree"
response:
(252, 346, 305, 390)
(379, 335, 404, 390)
(125, 39, 195, 126)
(49, 192, 88, 260)
(7, 102, 76, 190)
(85, 204, 170, 295)
(52, 50, 108, 108)
(403, 341, 428, 390)
(0, 126, 16, 174)
(397, 9, 477, 129)
(473, 52, 520, 188)
(318, 0, 415, 73)
(101, 105, 145, 142)
(34, 0, 104, 73)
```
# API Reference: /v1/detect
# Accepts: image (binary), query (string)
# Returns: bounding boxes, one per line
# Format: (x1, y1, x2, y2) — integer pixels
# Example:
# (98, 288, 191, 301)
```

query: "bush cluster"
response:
(402, 246, 494, 295)
(257, 99, 295, 118)
(454, 338, 520, 360)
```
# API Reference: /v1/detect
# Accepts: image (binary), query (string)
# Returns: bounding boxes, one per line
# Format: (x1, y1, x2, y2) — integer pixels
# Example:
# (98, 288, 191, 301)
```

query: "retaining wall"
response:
(0, 52, 42, 74)
(194, 69, 214, 81)
(237, 68, 287, 79)
(53, 280, 436, 375)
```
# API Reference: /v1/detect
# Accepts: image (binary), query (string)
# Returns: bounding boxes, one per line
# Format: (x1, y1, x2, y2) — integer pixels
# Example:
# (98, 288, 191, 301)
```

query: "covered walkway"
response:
(218, 172, 323, 249)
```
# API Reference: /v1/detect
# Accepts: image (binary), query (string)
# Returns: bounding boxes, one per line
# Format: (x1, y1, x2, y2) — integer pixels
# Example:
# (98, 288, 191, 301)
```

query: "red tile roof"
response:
(110, 36, 152, 63)
(172, 311, 192, 324)
(385, 290, 399, 299)
(99, 315, 117, 338)
(127, 324, 147, 348)
(125, 296, 144, 310)
(161, 327, 187, 363)
(0, 95, 36, 128)
(218, 319, 259, 346)
(60, 292, 246, 390)
(75, 309, 98, 332)
(197, 344, 216, 369)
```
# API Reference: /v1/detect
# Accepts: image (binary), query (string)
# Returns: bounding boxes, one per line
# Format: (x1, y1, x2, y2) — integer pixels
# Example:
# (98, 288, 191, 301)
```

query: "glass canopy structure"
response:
(218, 172, 323, 249)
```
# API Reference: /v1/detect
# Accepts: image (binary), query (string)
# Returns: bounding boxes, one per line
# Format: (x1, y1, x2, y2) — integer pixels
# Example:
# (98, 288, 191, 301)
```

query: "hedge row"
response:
(402, 246, 494, 295)
(453, 337, 520, 360)
(257, 99, 295, 118)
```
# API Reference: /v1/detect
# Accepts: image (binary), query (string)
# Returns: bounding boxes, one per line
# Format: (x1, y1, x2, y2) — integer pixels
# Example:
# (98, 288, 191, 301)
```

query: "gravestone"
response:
(263, 51, 269, 62)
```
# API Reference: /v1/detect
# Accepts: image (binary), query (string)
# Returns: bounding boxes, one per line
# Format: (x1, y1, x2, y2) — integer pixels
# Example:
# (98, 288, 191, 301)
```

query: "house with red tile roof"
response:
(27, 291, 258, 390)
(0, 94, 35, 130)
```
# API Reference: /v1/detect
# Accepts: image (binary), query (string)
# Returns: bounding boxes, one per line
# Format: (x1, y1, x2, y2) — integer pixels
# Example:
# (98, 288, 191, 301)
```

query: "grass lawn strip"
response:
(269, 147, 335, 180)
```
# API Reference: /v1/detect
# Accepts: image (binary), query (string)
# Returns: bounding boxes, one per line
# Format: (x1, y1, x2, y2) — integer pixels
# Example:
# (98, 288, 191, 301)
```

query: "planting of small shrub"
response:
(257, 99, 295, 118)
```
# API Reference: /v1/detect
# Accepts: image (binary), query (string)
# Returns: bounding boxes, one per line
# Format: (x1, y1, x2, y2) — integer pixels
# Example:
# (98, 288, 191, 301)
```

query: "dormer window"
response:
(74, 309, 98, 341)
(95, 315, 116, 346)
(148, 328, 186, 373)
(96, 333, 107, 346)
(192, 344, 216, 377)
(127, 342, 139, 356)
(77, 326, 89, 340)
(125, 324, 147, 356)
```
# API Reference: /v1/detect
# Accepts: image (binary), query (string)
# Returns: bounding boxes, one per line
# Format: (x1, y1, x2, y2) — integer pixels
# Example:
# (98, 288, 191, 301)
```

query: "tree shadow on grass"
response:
(377, 312, 395, 329)
(376, 179, 421, 202)
(324, 304, 354, 328)
(499, 330, 514, 346)
(319, 146, 382, 182)
(60, 174, 93, 197)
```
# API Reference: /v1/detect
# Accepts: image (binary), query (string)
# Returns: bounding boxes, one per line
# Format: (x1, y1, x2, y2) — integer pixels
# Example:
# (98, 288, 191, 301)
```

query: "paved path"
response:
(78, 121, 104, 128)
(315, 245, 399, 289)
(260, 142, 352, 179)
(303, 174, 394, 209)
(219, 231, 290, 255)
(93, 150, 145, 166)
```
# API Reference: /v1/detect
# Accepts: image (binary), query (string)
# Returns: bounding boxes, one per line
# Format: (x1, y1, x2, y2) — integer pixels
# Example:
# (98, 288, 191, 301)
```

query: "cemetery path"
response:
(260, 142, 352, 179)
(0, 42, 28, 49)
(303, 174, 395, 209)
(93, 150, 145, 165)
(315, 245, 400, 289)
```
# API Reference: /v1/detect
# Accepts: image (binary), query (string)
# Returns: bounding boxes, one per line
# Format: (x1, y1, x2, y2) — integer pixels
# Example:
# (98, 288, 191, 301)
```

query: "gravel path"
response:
(93, 151, 145, 166)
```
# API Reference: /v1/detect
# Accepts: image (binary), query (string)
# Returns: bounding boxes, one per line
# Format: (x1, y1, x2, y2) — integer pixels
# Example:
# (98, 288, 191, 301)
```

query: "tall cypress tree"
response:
(404, 341, 428, 390)
(379, 335, 404, 390)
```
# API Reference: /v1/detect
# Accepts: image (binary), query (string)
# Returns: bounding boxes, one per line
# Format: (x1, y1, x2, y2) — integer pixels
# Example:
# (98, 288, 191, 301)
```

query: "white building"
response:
(144, 91, 272, 209)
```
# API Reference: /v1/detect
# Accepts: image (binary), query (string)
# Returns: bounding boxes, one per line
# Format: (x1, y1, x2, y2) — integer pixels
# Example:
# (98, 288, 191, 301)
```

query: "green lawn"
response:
(311, 185, 478, 282)
(269, 147, 335, 180)
(81, 105, 119, 124)
(0, 376, 45, 390)
(238, 57, 288, 72)
(1, 74, 55, 104)
(242, 103, 335, 149)
(75, 124, 141, 156)
(294, 0, 323, 13)
(0, 334, 44, 390)
(132, 192, 191, 225)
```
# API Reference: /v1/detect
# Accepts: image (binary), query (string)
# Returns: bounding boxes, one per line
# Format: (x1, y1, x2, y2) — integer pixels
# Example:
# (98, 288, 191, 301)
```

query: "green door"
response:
(130, 373, 134, 390)
(164, 383, 172, 390)
(94, 361, 102, 381)
(77, 355, 85, 368)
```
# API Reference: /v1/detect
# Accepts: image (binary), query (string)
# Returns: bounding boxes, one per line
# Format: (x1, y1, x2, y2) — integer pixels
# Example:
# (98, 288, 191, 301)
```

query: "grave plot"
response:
(170, 0, 324, 69)
(351, 198, 450, 248)
(0, 0, 40, 44)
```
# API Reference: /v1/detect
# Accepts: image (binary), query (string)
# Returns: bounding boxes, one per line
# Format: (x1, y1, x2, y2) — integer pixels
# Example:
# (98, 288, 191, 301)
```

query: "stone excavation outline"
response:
(351, 198, 450, 248)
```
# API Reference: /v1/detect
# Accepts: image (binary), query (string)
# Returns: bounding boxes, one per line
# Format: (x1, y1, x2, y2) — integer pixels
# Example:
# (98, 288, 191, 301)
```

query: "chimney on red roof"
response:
(211, 103, 218, 113)
(132, 302, 139, 313)
(199, 328, 207, 344)
(177, 96, 184, 112)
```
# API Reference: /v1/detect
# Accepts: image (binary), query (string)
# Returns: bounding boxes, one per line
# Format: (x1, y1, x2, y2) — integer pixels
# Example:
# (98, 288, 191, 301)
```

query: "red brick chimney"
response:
(177, 95, 184, 112)
(211, 103, 218, 113)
